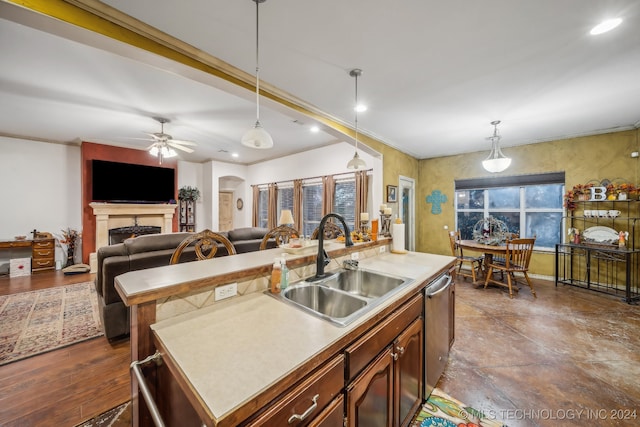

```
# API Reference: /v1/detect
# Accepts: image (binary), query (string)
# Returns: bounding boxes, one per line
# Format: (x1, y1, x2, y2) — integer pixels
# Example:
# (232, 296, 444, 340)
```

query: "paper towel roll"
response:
(392, 223, 405, 252)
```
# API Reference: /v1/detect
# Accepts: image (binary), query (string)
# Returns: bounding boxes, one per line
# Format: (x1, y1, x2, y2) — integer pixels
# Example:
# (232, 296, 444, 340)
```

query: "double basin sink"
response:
(269, 268, 413, 326)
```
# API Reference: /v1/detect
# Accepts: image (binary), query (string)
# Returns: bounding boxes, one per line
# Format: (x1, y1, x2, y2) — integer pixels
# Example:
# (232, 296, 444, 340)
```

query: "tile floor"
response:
(437, 275, 640, 427)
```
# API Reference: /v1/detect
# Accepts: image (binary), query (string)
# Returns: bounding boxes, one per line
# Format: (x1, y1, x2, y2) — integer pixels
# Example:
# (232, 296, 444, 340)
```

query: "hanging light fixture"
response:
(482, 120, 511, 173)
(346, 68, 367, 170)
(241, 0, 273, 149)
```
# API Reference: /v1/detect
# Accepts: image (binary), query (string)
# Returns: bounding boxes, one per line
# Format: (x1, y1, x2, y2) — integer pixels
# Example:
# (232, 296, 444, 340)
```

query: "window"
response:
(333, 178, 356, 232)
(302, 181, 323, 238)
(277, 185, 294, 224)
(455, 173, 565, 250)
(257, 188, 268, 228)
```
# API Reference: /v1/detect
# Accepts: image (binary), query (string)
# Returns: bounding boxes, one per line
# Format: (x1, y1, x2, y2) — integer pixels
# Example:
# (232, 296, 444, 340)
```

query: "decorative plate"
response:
(582, 226, 619, 244)
(281, 240, 318, 255)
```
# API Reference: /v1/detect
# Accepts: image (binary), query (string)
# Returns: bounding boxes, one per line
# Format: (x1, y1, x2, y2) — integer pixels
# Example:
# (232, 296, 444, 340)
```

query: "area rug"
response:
(412, 388, 507, 427)
(76, 401, 131, 427)
(0, 282, 103, 366)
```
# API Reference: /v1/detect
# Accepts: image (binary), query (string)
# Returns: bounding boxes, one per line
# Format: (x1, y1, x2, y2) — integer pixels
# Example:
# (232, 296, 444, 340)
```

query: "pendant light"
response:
(347, 68, 367, 170)
(482, 120, 511, 173)
(241, 0, 273, 149)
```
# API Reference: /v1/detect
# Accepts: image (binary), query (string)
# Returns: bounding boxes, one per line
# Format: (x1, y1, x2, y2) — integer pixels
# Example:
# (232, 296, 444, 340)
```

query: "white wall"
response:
(0, 136, 82, 264)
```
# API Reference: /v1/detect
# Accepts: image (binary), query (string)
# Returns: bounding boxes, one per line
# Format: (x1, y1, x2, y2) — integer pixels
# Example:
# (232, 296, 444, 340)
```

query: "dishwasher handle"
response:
(426, 274, 452, 298)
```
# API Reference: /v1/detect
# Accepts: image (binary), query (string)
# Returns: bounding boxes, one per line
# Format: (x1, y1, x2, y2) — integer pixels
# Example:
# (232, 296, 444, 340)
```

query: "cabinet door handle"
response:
(390, 352, 398, 361)
(396, 345, 405, 355)
(288, 394, 319, 424)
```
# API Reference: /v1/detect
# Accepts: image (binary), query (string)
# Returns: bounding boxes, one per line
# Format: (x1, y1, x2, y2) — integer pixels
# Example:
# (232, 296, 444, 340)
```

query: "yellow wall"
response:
(416, 129, 640, 276)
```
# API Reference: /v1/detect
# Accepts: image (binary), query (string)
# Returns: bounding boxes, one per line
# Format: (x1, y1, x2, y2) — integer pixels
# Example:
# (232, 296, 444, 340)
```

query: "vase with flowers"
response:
(563, 183, 593, 211)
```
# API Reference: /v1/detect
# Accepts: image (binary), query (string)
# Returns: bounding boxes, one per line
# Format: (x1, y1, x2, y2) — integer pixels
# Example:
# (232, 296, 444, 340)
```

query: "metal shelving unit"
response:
(555, 200, 639, 303)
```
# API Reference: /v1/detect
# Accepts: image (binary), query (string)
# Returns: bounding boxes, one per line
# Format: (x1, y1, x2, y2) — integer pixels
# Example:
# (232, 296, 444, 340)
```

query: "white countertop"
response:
(150, 251, 454, 425)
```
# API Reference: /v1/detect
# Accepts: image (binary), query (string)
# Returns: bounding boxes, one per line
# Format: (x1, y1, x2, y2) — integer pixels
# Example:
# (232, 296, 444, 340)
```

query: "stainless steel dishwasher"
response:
(424, 272, 453, 397)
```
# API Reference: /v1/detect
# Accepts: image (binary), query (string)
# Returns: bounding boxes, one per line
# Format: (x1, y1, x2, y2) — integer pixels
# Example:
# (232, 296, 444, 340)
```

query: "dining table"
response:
(458, 239, 509, 279)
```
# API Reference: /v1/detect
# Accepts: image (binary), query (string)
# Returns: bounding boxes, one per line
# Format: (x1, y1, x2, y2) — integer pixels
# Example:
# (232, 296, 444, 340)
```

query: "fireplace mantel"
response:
(89, 202, 178, 271)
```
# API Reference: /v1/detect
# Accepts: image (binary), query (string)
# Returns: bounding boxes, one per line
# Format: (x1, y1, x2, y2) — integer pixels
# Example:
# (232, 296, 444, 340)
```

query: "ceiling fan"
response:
(142, 117, 197, 164)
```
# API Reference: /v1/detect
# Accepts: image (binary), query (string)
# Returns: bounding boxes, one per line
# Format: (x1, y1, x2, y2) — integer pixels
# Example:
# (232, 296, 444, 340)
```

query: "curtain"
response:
(268, 183, 278, 229)
(293, 179, 303, 232)
(252, 185, 260, 227)
(322, 175, 335, 215)
(355, 170, 369, 221)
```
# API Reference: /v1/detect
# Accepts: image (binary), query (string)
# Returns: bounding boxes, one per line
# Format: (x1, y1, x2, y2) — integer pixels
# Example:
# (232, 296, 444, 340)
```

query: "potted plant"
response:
(178, 186, 201, 201)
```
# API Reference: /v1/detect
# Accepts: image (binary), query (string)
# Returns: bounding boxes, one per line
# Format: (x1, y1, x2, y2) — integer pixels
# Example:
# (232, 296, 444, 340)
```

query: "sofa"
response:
(95, 227, 275, 340)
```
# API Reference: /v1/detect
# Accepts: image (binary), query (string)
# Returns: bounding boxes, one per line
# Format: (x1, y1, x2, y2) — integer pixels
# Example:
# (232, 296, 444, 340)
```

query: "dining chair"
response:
(483, 237, 536, 298)
(170, 229, 236, 264)
(311, 221, 345, 240)
(259, 225, 300, 250)
(448, 230, 484, 283)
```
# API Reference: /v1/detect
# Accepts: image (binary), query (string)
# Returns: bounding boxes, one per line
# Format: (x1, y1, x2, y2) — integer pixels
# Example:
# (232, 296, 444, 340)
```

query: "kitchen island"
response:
(116, 239, 455, 427)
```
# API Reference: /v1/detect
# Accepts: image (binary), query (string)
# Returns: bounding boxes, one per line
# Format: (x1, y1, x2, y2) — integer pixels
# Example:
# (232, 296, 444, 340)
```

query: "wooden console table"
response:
(0, 238, 56, 273)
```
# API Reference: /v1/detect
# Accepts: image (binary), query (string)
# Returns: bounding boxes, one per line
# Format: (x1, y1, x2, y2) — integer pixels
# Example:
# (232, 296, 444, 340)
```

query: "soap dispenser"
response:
(271, 258, 282, 293)
(280, 256, 289, 291)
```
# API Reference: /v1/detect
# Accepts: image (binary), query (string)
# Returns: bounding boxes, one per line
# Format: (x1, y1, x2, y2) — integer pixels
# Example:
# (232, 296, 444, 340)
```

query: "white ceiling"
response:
(1, 0, 639, 165)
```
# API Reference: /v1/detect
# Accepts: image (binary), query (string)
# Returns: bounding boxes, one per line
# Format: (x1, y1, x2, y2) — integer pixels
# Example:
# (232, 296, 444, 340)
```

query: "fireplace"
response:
(89, 202, 178, 272)
(109, 225, 161, 245)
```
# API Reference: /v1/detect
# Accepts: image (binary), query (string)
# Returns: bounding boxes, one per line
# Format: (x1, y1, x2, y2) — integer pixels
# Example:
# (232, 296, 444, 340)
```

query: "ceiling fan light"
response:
(149, 145, 159, 156)
(347, 151, 367, 170)
(241, 121, 274, 149)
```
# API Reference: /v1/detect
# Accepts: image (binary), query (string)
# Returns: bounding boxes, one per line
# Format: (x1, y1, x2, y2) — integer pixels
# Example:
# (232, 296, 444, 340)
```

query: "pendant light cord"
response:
(354, 72, 359, 151)
(254, 0, 261, 123)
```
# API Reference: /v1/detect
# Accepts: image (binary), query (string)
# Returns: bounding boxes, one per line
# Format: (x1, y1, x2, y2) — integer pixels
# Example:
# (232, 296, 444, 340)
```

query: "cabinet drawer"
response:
(32, 258, 55, 269)
(245, 354, 345, 426)
(33, 248, 54, 259)
(308, 394, 344, 427)
(345, 293, 423, 382)
(33, 239, 54, 249)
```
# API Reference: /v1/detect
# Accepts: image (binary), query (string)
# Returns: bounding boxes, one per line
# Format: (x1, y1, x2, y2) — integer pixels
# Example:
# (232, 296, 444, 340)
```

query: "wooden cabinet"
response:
(394, 319, 424, 427)
(31, 238, 55, 272)
(244, 355, 345, 426)
(179, 199, 196, 232)
(345, 294, 424, 427)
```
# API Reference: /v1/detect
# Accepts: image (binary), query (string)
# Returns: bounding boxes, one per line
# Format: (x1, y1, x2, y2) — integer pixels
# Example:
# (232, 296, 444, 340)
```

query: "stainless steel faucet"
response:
(312, 213, 353, 280)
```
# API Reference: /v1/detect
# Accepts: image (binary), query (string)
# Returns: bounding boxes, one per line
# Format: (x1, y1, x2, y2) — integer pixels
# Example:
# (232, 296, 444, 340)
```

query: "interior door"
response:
(398, 176, 415, 251)
(218, 191, 233, 231)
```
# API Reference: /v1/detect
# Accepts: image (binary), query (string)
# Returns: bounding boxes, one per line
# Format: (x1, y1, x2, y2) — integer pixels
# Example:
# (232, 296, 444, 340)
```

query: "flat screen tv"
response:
(91, 159, 175, 203)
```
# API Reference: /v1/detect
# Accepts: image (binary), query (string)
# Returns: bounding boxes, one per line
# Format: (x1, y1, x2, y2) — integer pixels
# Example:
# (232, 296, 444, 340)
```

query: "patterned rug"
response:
(412, 388, 507, 427)
(0, 282, 103, 366)
(76, 401, 131, 427)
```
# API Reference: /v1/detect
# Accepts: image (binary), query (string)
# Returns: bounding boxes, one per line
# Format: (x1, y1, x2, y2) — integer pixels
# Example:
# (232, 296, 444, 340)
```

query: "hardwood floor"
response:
(0, 271, 130, 427)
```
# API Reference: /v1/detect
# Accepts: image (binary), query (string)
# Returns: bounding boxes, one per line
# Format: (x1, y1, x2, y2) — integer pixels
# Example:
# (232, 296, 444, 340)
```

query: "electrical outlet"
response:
(215, 283, 237, 301)
(351, 252, 359, 260)
(379, 246, 386, 253)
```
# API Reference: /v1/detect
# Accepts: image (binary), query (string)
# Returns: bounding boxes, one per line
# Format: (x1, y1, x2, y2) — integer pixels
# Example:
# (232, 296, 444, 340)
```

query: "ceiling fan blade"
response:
(145, 142, 158, 150)
(168, 139, 197, 146)
(168, 142, 194, 153)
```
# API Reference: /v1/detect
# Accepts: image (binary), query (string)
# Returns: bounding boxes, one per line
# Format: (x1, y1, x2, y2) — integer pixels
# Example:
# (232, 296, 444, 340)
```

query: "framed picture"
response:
(387, 185, 398, 203)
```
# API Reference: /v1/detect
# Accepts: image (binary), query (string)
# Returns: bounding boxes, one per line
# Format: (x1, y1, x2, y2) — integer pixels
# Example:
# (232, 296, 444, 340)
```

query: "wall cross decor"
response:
(426, 190, 447, 214)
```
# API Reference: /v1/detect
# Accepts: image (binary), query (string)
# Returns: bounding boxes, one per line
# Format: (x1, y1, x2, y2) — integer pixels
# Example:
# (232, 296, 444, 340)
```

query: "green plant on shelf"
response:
(178, 186, 200, 201)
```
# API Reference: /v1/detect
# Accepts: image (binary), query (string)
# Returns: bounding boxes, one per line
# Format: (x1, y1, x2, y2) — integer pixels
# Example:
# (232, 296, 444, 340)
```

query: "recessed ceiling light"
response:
(590, 18, 622, 35)
(310, 125, 320, 133)
(355, 104, 368, 113)
(231, 152, 239, 158)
